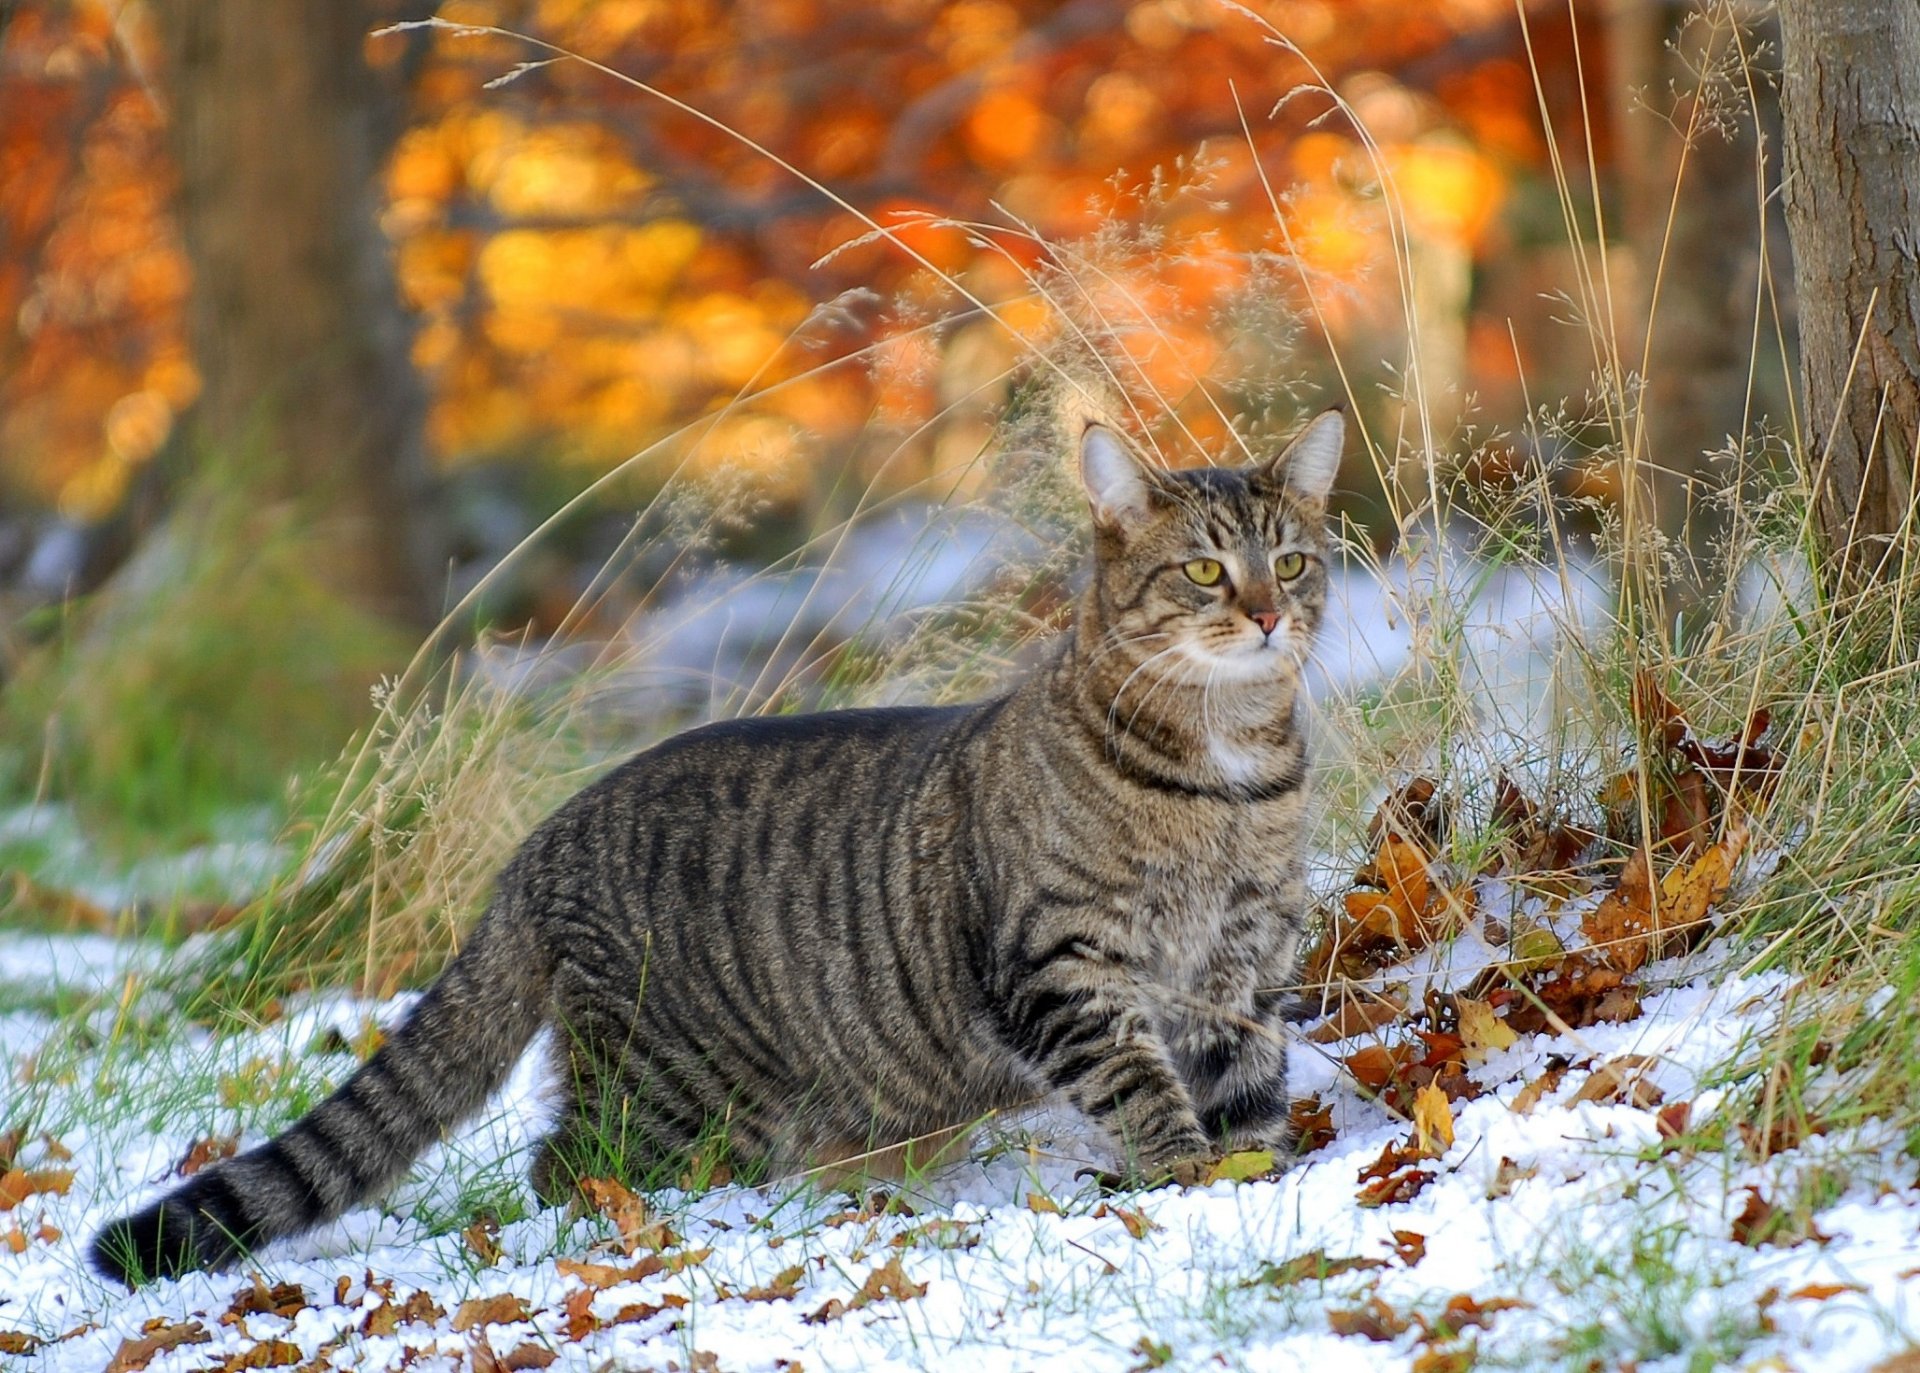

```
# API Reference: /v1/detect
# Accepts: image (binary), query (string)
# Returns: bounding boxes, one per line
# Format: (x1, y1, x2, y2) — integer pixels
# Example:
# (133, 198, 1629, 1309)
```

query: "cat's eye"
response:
(1272, 551, 1308, 580)
(1183, 558, 1226, 587)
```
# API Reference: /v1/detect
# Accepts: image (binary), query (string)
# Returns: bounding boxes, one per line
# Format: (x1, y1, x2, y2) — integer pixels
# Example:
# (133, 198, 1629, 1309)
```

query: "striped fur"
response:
(92, 412, 1343, 1283)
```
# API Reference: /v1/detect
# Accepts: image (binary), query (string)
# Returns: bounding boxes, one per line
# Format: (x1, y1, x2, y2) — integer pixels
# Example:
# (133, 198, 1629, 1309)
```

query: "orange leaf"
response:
(106, 1320, 211, 1373)
(0, 1167, 73, 1210)
(1788, 1282, 1866, 1301)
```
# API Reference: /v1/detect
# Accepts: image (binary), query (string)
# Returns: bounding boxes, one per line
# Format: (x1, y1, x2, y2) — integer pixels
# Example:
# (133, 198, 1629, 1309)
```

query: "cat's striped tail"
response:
(90, 882, 550, 1285)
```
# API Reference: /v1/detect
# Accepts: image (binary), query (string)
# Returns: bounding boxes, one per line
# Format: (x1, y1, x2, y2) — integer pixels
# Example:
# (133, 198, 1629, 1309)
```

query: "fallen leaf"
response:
(1509, 1065, 1569, 1114)
(1389, 1229, 1427, 1266)
(1455, 997, 1518, 1062)
(1429, 1293, 1528, 1335)
(578, 1176, 678, 1252)
(1306, 985, 1409, 1043)
(1485, 1156, 1537, 1198)
(471, 1337, 560, 1373)
(562, 1288, 599, 1341)
(1411, 1349, 1476, 1373)
(221, 1280, 307, 1326)
(1732, 1189, 1781, 1247)
(807, 1255, 927, 1322)
(734, 1263, 808, 1302)
(1584, 851, 1657, 973)
(1024, 1192, 1062, 1215)
(1328, 1295, 1412, 1341)
(0, 1167, 73, 1210)
(211, 1340, 303, 1370)
(1569, 1056, 1663, 1108)
(1289, 1096, 1337, 1153)
(1206, 1149, 1275, 1184)
(1503, 918, 1567, 977)
(1367, 776, 1446, 853)
(176, 1135, 238, 1177)
(1412, 1085, 1455, 1157)
(1129, 1335, 1174, 1370)
(1788, 1282, 1866, 1301)
(463, 1214, 504, 1266)
(1357, 1168, 1434, 1208)
(106, 1320, 211, 1373)
(451, 1294, 530, 1333)
(1357, 1139, 1426, 1183)
(1345, 1044, 1420, 1093)
(1656, 1101, 1692, 1141)
(1249, 1250, 1387, 1287)
(359, 1290, 444, 1336)
(0, 1331, 43, 1356)
(1093, 1202, 1158, 1240)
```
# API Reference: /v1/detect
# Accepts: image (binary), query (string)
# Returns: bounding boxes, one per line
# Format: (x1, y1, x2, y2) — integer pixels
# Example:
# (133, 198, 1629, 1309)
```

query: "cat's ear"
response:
(1079, 424, 1164, 529)
(1262, 408, 1345, 503)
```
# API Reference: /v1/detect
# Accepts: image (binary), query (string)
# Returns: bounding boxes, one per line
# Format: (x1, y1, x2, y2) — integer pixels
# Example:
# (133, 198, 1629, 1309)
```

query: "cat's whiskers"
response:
(1104, 642, 1191, 747)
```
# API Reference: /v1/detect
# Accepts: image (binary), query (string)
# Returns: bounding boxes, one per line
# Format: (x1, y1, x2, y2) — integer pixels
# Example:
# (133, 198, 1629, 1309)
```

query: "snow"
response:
(4, 935, 1919, 1372)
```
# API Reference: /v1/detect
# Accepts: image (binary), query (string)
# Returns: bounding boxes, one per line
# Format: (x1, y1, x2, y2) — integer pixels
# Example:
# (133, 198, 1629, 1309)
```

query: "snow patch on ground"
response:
(3, 936, 1918, 1372)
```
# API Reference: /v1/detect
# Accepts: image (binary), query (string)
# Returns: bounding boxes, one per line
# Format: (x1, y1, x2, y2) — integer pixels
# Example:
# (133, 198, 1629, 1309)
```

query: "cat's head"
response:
(1076, 411, 1343, 685)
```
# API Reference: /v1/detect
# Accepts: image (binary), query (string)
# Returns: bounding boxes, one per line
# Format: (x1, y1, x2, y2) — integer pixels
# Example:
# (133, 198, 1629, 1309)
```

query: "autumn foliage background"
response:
(0, 0, 1802, 868)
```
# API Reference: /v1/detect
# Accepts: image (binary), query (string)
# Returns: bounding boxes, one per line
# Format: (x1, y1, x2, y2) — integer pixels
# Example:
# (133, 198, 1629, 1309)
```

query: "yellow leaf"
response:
(1205, 1150, 1276, 1184)
(1456, 997, 1518, 1062)
(1024, 1192, 1061, 1215)
(1412, 1084, 1455, 1157)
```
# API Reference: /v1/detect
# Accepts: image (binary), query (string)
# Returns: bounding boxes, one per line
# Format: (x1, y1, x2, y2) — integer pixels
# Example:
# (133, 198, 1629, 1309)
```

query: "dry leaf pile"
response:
(1299, 678, 1782, 1152)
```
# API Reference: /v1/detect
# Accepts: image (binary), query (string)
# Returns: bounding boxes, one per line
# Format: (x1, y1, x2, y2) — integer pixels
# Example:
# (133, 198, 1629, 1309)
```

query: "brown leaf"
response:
(452, 1294, 531, 1333)
(1367, 775, 1445, 853)
(850, 1254, 927, 1307)
(1788, 1282, 1866, 1301)
(1288, 1095, 1337, 1153)
(1732, 1189, 1781, 1247)
(464, 1213, 504, 1266)
(557, 1254, 668, 1290)
(221, 1279, 308, 1326)
(1249, 1250, 1387, 1287)
(577, 1176, 678, 1252)
(1568, 1055, 1663, 1108)
(562, 1287, 599, 1341)
(1345, 1044, 1420, 1093)
(608, 1293, 688, 1326)
(1429, 1293, 1528, 1335)
(1656, 1101, 1692, 1140)
(1305, 985, 1408, 1043)
(734, 1263, 809, 1302)
(1484, 1157, 1537, 1199)
(1509, 1065, 1568, 1114)
(0, 1167, 73, 1210)
(1356, 1167, 1433, 1208)
(1411, 1349, 1476, 1373)
(1356, 1138, 1426, 1184)
(1093, 1202, 1159, 1240)
(359, 1290, 444, 1336)
(1328, 1295, 1412, 1341)
(106, 1320, 211, 1373)
(211, 1339, 304, 1370)
(0, 1331, 43, 1356)
(176, 1135, 238, 1177)
(1389, 1229, 1427, 1266)
(1584, 851, 1657, 973)
(1025, 1191, 1062, 1215)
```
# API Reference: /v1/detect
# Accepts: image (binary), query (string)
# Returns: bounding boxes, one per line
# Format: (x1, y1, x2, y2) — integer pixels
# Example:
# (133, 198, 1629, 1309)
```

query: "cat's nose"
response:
(1248, 608, 1280, 636)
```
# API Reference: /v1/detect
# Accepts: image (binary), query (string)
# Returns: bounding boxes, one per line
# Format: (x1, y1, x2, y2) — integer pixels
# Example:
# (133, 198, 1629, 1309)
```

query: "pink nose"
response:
(1250, 609, 1280, 636)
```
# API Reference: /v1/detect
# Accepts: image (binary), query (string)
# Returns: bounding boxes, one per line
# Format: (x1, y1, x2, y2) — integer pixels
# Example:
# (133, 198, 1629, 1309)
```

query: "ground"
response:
(4, 915, 1919, 1373)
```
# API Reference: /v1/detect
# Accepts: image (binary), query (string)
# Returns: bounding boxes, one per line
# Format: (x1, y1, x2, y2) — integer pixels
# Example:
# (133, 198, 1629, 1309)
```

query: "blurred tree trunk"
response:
(154, 0, 442, 626)
(1608, 0, 1760, 554)
(1776, 0, 1920, 594)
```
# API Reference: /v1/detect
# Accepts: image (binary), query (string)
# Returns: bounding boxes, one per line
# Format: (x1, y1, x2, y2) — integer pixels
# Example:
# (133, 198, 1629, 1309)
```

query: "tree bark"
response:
(154, 0, 441, 625)
(1608, 0, 1764, 552)
(1776, 0, 1920, 593)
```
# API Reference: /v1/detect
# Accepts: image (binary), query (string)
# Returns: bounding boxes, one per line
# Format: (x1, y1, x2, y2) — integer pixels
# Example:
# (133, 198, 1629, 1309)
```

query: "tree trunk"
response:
(154, 0, 441, 625)
(1608, 0, 1764, 554)
(1776, 0, 1920, 594)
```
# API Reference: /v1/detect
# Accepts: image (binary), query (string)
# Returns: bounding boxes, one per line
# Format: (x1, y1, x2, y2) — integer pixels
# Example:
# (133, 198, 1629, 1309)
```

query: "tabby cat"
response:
(92, 411, 1344, 1283)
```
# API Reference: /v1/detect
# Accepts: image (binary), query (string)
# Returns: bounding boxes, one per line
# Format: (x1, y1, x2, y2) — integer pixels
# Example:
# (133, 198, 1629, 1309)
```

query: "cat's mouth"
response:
(1177, 624, 1303, 679)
